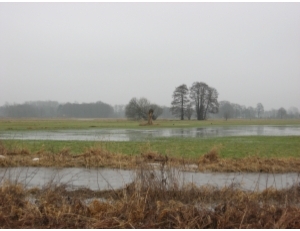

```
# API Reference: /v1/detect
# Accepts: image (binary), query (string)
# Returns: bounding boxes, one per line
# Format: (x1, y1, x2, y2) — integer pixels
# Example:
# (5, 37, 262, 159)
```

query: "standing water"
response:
(0, 167, 299, 191)
(0, 126, 300, 141)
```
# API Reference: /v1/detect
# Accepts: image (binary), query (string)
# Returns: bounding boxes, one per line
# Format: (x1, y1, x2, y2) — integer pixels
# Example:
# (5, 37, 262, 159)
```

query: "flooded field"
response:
(0, 125, 300, 141)
(1, 167, 299, 191)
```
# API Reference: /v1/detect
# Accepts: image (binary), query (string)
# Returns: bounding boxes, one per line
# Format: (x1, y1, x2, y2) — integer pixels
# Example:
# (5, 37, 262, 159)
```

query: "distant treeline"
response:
(0, 100, 298, 119)
(0, 101, 60, 118)
(57, 102, 114, 118)
(0, 101, 175, 119)
(210, 101, 300, 120)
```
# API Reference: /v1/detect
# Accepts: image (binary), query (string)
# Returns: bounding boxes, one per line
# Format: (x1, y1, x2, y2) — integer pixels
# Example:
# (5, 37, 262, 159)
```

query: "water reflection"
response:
(0, 167, 133, 191)
(0, 126, 299, 141)
(1, 167, 299, 192)
(257, 126, 264, 135)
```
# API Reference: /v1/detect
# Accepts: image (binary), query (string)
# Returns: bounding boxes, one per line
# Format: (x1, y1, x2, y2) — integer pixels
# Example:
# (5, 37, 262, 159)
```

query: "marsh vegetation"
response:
(0, 119, 300, 228)
(1, 161, 300, 228)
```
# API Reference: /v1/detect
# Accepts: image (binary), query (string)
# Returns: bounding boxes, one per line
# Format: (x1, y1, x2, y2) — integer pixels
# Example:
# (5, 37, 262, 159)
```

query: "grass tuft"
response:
(199, 147, 220, 164)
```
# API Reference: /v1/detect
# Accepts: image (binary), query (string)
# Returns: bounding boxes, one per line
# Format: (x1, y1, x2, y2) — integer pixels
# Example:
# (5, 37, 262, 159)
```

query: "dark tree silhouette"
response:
(277, 107, 287, 119)
(185, 103, 194, 120)
(125, 97, 162, 121)
(189, 82, 219, 120)
(170, 84, 190, 120)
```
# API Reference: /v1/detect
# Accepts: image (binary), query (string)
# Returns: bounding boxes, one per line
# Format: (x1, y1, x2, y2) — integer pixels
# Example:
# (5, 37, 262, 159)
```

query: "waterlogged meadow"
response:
(1, 119, 300, 172)
(1, 119, 300, 228)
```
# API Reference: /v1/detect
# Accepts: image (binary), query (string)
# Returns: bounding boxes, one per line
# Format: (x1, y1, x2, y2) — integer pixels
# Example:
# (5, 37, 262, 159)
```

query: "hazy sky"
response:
(1, 2, 299, 110)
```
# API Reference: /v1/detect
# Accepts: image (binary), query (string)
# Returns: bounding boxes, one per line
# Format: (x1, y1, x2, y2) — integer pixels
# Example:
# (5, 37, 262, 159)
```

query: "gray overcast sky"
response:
(0, 2, 299, 110)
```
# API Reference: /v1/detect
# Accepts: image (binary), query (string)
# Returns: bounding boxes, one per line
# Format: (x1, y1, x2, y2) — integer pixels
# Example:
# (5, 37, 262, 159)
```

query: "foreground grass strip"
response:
(0, 142, 300, 172)
(1, 162, 300, 228)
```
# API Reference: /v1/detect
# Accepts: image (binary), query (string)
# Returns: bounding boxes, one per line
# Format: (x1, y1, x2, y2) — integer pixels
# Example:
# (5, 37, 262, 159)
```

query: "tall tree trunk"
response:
(181, 95, 184, 120)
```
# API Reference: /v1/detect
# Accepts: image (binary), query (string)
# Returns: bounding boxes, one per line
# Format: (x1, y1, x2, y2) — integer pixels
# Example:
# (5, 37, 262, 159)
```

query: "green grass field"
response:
(1, 118, 300, 130)
(1, 118, 300, 159)
(2, 136, 300, 159)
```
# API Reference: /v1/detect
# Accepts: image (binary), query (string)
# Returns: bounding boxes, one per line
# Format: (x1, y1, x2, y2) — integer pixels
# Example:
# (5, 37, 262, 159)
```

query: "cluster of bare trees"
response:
(170, 82, 219, 120)
(215, 101, 299, 120)
(217, 102, 265, 120)
(265, 107, 297, 119)
(125, 98, 163, 121)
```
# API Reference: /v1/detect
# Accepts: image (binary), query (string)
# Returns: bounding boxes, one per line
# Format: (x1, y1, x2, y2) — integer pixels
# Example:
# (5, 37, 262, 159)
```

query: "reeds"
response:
(1, 161, 300, 228)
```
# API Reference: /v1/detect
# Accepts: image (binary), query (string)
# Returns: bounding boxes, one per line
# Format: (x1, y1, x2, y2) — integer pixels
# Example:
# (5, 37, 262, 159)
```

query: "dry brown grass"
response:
(0, 144, 135, 168)
(1, 162, 300, 228)
(198, 155, 300, 173)
(196, 146, 300, 173)
(199, 146, 220, 164)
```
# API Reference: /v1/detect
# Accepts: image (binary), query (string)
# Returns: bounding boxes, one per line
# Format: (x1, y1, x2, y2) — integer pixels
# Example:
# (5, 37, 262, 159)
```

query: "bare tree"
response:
(185, 103, 194, 120)
(245, 106, 256, 119)
(231, 103, 242, 118)
(204, 87, 219, 118)
(125, 97, 147, 120)
(125, 97, 162, 121)
(256, 103, 264, 118)
(170, 84, 189, 120)
(190, 82, 207, 120)
(151, 104, 163, 120)
(189, 82, 219, 120)
(288, 107, 300, 118)
(219, 101, 234, 121)
(277, 107, 287, 119)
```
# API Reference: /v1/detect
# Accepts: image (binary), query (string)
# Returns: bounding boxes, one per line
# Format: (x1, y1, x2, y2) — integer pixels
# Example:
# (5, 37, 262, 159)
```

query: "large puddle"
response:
(0, 126, 300, 141)
(1, 167, 299, 192)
